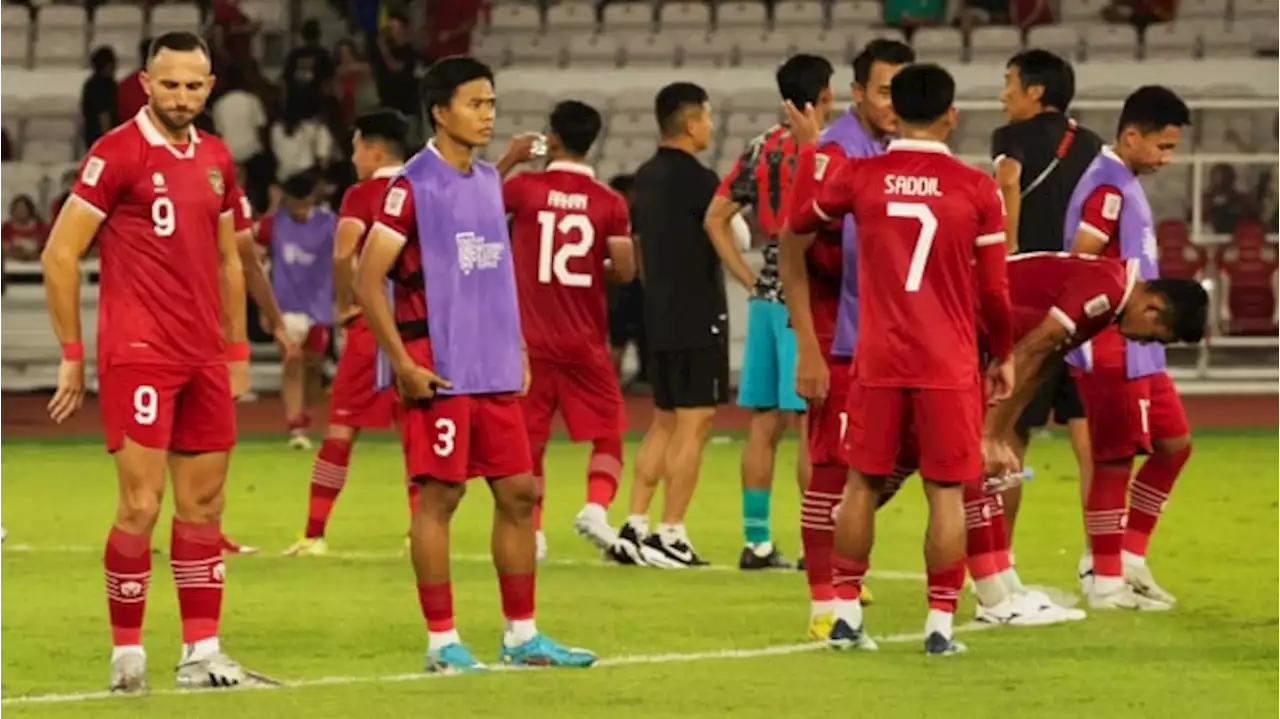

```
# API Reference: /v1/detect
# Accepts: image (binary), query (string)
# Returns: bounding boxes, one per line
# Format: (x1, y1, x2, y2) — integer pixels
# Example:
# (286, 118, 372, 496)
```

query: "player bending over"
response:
(790, 64, 1015, 656)
(1063, 86, 1195, 610)
(283, 110, 415, 555)
(41, 32, 273, 692)
(356, 56, 595, 674)
(504, 100, 636, 560)
(256, 173, 336, 450)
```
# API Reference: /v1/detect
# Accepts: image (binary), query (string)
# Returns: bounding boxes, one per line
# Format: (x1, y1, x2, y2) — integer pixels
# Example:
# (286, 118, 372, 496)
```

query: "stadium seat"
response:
(772, 1, 825, 31)
(1083, 24, 1139, 61)
(659, 2, 713, 31)
(968, 26, 1024, 63)
(92, 3, 144, 33)
(1, 23, 30, 67)
(737, 31, 796, 65)
(89, 28, 141, 69)
(1026, 25, 1081, 60)
(148, 3, 202, 34)
(1251, 23, 1278, 55)
(808, 31, 851, 62)
(488, 4, 542, 34)
(1232, 0, 1280, 23)
(829, 0, 881, 27)
(34, 4, 86, 67)
(1199, 23, 1254, 58)
(623, 32, 682, 67)
(500, 89, 552, 115)
(22, 141, 74, 165)
(910, 27, 964, 64)
(1059, 0, 1108, 23)
(470, 32, 507, 66)
(547, 1, 599, 33)
(683, 31, 734, 67)
(0, 163, 46, 209)
(568, 33, 622, 67)
(509, 34, 564, 66)
(1217, 221, 1279, 335)
(1143, 24, 1201, 60)
(716, 2, 768, 30)
(1178, 0, 1230, 19)
(1156, 220, 1209, 279)
(603, 2, 655, 32)
(609, 111, 655, 138)
(729, 88, 782, 112)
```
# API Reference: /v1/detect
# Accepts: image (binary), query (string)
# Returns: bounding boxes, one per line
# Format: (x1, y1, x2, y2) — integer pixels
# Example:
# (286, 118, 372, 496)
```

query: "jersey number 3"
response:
(887, 202, 938, 293)
(536, 211, 595, 288)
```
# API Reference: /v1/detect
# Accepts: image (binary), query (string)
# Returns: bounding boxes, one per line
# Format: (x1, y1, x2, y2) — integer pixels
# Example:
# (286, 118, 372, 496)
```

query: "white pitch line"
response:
(0, 622, 1000, 707)
(1, 544, 928, 581)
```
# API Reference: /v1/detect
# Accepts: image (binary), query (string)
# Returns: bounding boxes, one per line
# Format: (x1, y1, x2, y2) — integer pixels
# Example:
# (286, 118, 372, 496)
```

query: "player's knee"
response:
(493, 477, 537, 520)
(173, 481, 226, 524)
(116, 485, 164, 533)
(747, 409, 783, 445)
(1153, 435, 1192, 459)
(590, 435, 623, 460)
(415, 479, 465, 520)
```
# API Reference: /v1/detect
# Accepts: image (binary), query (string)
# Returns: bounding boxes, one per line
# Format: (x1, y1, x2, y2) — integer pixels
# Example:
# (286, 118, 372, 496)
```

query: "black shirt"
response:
(632, 147, 726, 351)
(284, 44, 335, 105)
(80, 75, 118, 148)
(368, 36, 421, 118)
(990, 111, 1103, 253)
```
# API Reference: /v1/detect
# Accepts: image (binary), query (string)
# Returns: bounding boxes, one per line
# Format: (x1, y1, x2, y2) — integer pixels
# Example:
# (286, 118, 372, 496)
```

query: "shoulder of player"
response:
(86, 120, 149, 163)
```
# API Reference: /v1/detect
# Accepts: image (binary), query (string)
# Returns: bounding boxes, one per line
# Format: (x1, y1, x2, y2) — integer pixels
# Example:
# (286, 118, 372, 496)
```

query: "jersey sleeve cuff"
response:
(371, 221, 408, 247)
(811, 200, 832, 222)
(1078, 222, 1110, 242)
(338, 217, 368, 234)
(976, 232, 1005, 247)
(68, 193, 107, 219)
(1048, 306, 1078, 336)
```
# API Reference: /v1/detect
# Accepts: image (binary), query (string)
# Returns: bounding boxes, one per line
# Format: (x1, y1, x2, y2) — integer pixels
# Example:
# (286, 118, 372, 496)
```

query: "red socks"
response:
(831, 554, 868, 601)
(1086, 460, 1133, 579)
(926, 560, 966, 613)
(417, 582, 455, 632)
(587, 436, 623, 507)
(801, 464, 845, 602)
(304, 438, 352, 538)
(1123, 445, 1191, 558)
(963, 484, 1000, 582)
(171, 519, 224, 644)
(498, 573, 535, 622)
(105, 526, 151, 646)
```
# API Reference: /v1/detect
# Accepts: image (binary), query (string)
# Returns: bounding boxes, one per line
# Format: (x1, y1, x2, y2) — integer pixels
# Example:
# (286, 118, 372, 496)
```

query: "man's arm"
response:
(604, 197, 636, 283)
(218, 212, 247, 344)
(779, 144, 824, 356)
(984, 315, 1070, 439)
(1069, 185, 1122, 256)
(703, 155, 757, 291)
(40, 198, 102, 346)
(975, 179, 1014, 363)
(494, 134, 539, 178)
(994, 156, 1022, 253)
(355, 225, 412, 372)
(237, 228, 284, 329)
(333, 217, 365, 319)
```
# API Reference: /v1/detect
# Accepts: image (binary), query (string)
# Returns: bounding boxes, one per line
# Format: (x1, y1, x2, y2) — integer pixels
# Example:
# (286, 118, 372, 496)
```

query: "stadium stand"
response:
(1, 0, 1277, 393)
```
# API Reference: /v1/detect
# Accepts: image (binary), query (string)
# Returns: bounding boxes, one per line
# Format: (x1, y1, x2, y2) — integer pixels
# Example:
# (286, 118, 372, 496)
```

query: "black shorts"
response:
(650, 343, 729, 411)
(608, 281, 645, 348)
(1017, 361, 1085, 430)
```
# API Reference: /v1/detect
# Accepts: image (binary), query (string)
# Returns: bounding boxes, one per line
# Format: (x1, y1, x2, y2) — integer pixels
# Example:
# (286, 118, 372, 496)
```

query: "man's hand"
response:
(273, 326, 301, 362)
(47, 359, 85, 424)
(984, 356, 1014, 405)
(781, 100, 822, 145)
(228, 360, 251, 398)
(519, 351, 531, 396)
(981, 435, 1021, 480)
(504, 133, 543, 165)
(795, 343, 830, 402)
(396, 364, 452, 401)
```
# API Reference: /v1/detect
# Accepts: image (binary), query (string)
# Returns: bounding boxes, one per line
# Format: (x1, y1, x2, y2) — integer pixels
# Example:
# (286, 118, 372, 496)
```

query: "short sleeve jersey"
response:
(813, 139, 1005, 388)
(504, 162, 630, 364)
(369, 176, 427, 327)
(71, 110, 240, 366)
(1005, 252, 1135, 351)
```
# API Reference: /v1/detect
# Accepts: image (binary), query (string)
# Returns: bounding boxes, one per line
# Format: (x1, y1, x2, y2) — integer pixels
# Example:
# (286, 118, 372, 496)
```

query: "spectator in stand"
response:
(1102, 0, 1176, 26)
(116, 37, 151, 123)
(884, 0, 947, 31)
(367, 10, 422, 135)
(955, 0, 1011, 32)
(271, 103, 336, 182)
(333, 38, 378, 126)
(284, 20, 335, 115)
(2, 128, 12, 162)
(2, 195, 50, 262)
(1202, 163, 1256, 234)
(211, 0, 260, 73)
(424, 0, 483, 62)
(81, 47, 120, 148)
(213, 61, 273, 207)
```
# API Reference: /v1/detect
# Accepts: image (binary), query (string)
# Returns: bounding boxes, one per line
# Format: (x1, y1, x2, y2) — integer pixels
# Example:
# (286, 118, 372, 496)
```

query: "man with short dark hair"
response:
(1065, 85, 1195, 612)
(705, 54, 835, 572)
(609, 82, 722, 568)
(356, 57, 595, 673)
(991, 50, 1104, 548)
(504, 100, 636, 559)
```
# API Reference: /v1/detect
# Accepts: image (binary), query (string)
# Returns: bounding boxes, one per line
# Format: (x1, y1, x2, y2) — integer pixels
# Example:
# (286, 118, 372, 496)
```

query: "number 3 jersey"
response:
(69, 109, 241, 367)
(794, 138, 1012, 390)
(504, 162, 631, 364)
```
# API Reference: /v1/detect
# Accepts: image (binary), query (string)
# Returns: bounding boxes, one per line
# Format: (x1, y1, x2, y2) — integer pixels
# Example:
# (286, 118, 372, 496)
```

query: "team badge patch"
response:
(207, 168, 224, 196)
(1084, 294, 1112, 318)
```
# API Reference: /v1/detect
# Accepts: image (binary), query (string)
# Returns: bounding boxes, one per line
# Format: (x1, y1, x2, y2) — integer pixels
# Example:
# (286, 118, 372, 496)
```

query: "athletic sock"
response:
(742, 487, 772, 545)
(801, 464, 844, 605)
(304, 438, 352, 538)
(171, 519, 224, 645)
(587, 436, 623, 508)
(1123, 445, 1190, 559)
(105, 526, 151, 647)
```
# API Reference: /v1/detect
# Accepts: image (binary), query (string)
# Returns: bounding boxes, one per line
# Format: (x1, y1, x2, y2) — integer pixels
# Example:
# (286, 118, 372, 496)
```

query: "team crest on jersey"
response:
(207, 168, 224, 195)
(1084, 294, 1112, 318)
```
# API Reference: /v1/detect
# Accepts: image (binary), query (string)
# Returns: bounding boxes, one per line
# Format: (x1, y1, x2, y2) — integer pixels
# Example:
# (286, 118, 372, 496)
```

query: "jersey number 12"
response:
(887, 202, 938, 293)
(536, 211, 595, 288)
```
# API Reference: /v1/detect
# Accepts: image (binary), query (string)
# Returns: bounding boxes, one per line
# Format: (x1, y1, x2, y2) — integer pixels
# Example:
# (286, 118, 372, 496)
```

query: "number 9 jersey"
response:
(70, 109, 242, 368)
(504, 162, 631, 365)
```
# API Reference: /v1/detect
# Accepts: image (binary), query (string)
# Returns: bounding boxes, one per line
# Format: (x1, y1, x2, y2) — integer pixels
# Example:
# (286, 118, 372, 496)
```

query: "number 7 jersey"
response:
(799, 138, 1011, 389)
(504, 162, 631, 364)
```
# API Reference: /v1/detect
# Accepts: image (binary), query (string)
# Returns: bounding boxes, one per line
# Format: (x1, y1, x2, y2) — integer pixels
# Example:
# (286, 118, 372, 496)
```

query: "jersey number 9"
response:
(151, 197, 176, 238)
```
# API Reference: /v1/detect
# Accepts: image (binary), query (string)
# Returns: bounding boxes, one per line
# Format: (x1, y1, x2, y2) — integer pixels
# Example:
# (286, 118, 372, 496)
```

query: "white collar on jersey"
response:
(546, 161, 594, 177)
(134, 108, 200, 160)
(886, 138, 952, 155)
(1117, 259, 1140, 314)
(372, 165, 404, 179)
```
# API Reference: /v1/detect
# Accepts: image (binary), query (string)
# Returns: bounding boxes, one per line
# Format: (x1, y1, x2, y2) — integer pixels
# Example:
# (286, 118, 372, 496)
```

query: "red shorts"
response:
(1072, 367, 1189, 463)
(98, 362, 236, 454)
(808, 357, 852, 467)
(328, 317, 397, 429)
(397, 339, 531, 482)
(522, 357, 625, 444)
(303, 325, 331, 355)
(843, 379, 982, 484)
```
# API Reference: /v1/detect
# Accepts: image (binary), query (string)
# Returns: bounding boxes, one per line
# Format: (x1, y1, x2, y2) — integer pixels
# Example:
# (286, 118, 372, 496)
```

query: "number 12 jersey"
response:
(504, 162, 631, 364)
(796, 138, 1012, 389)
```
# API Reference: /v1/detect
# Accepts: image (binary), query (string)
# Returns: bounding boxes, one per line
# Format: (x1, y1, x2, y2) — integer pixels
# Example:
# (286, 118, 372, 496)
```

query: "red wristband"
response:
(61, 342, 84, 361)
(227, 342, 250, 361)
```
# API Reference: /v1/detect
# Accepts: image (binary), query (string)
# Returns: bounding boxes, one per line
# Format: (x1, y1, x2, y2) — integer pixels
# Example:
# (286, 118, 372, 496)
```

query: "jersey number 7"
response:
(536, 210, 595, 288)
(887, 202, 938, 293)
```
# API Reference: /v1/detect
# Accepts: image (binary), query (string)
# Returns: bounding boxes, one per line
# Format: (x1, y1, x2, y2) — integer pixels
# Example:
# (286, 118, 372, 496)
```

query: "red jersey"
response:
(796, 138, 1011, 389)
(71, 109, 240, 367)
(717, 125, 800, 238)
(1006, 252, 1136, 351)
(1070, 181, 1129, 366)
(228, 185, 254, 234)
(790, 142, 853, 357)
(370, 177, 427, 327)
(504, 162, 630, 364)
(337, 166, 402, 311)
